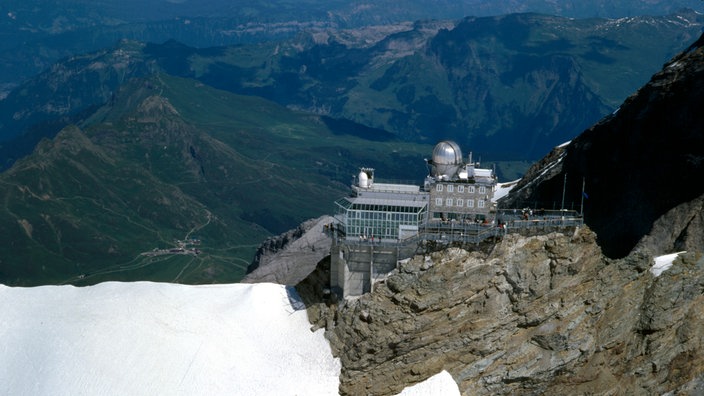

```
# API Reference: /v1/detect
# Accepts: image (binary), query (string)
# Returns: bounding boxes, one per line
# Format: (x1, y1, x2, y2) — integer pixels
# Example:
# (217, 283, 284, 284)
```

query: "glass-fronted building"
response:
(333, 167, 429, 242)
(334, 196, 428, 241)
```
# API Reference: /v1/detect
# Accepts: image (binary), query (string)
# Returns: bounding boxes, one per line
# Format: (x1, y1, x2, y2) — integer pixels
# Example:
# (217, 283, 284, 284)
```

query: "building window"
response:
(468, 186, 475, 194)
(479, 186, 486, 194)
(447, 185, 453, 192)
(435, 198, 443, 206)
(446, 198, 453, 207)
(467, 199, 474, 208)
(478, 199, 485, 208)
(436, 184, 443, 192)
(458, 185, 464, 193)
(457, 198, 464, 207)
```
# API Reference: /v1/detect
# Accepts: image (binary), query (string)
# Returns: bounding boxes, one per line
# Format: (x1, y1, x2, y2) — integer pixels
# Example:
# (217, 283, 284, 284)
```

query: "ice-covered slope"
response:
(0, 281, 460, 395)
(0, 282, 341, 395)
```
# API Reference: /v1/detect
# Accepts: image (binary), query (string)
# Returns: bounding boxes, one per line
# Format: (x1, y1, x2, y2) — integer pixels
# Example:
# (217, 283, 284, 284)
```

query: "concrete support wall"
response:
(332, 241, 413, 298)
(330, 243, 344, 297)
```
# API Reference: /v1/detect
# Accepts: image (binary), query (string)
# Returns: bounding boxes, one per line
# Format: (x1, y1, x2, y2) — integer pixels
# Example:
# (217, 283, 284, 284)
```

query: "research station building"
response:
(330, 140, 497, 298)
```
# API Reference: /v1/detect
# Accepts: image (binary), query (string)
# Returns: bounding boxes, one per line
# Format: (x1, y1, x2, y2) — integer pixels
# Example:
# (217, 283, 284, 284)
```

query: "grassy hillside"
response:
(0, 74, 431, 286)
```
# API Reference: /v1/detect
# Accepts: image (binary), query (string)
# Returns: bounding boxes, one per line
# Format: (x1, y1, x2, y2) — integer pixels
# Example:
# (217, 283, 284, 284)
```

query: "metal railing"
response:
(327, 210, 584, 247)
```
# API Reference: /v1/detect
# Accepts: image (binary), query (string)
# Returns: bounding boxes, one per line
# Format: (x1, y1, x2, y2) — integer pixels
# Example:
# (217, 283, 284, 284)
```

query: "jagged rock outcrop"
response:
(632, 192, 704, 256)
(500, 33, 704, 259)
(297, 228, 704, 395)
(242, 215, 333, 285)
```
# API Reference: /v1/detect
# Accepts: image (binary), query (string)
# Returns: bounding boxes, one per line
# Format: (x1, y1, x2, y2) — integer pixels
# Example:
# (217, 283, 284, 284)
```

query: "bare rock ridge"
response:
(633, 193, 704, 256)
(297, 228, 704, 395)
(500, 32, 704, 259)
(243, 215, 333, 285)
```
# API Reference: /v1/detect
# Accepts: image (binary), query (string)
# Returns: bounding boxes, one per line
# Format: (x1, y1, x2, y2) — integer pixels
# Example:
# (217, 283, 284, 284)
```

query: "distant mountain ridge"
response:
(166, 11, 703, 159)
(2, 10, 702, 169)
(2, 1, 702, 99)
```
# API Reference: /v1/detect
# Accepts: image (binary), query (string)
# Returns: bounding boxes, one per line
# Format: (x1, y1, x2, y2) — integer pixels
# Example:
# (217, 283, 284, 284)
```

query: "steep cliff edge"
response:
(632, 192, 704, 256)
(298, 228, 704, 395)
(500, 33, 704, 258)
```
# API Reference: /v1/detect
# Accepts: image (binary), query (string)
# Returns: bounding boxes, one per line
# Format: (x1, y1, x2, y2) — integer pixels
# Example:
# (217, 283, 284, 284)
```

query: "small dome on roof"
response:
(431, 140, 463, 179)
(432, 141, 463, 165)
(358, 170, 369, 188)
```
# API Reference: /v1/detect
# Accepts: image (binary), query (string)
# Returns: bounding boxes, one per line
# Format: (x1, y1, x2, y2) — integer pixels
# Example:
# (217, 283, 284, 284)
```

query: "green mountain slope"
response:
(0, 74, 430, 286)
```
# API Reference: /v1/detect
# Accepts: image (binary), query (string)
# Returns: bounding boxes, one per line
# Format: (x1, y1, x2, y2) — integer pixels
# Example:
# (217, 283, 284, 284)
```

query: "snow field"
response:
(651, 252, 686, 277)
(0, 282, 340, 395)
(0, 281, 461, 395)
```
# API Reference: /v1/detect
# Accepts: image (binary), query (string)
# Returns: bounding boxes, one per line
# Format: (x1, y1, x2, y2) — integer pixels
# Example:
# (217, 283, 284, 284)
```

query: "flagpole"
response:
(580, 177, 585, 217)
(561, 173, 567, 210)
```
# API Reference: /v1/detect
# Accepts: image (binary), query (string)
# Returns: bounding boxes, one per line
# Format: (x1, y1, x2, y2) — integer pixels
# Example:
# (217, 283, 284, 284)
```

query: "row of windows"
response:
(349, 203, 422, 213)
(345, 215, 424, 238)
(349, 211, 422, 222)
(435, 184, 487, 194)
(435, 197, 485, 208)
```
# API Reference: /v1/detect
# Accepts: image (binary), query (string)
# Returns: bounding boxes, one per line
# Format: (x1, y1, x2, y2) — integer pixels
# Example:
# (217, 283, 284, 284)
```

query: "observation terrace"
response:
(328, 209, 584, 248)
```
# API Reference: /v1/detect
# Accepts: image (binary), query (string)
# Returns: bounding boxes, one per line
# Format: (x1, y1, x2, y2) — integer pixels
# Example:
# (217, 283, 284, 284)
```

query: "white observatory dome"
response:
(358, 170, 369, 188)
(431, 140, 463, 179)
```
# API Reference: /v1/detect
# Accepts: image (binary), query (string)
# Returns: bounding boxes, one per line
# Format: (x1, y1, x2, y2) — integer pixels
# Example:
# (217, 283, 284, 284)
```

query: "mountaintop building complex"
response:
(330, 141, 499, 298)
(329, 140, 584, 298)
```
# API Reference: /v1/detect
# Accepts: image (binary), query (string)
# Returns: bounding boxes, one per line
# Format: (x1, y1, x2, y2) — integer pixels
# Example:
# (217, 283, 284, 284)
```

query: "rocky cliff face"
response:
(243, 216, 333, 286)
(297, 228, 704, 395)
(632, 193, 704, 257)
(500, 33, 704, 259)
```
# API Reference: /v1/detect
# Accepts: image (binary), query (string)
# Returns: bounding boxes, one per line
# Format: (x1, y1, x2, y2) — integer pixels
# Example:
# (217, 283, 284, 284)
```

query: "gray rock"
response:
(297, 227, 704, 395)
(633, 194, 704, 256)
(242, 215, 333, 285)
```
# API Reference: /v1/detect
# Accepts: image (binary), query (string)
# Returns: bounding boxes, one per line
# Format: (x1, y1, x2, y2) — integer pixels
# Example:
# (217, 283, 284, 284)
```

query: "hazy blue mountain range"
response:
(1, 1, 703, 88)
(1, 10, 702, 169)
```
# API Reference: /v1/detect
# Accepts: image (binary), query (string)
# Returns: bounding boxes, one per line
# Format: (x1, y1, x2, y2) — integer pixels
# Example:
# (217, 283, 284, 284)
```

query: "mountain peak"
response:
(137, 95, 181, 120)
(500, 32, 704, 258)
